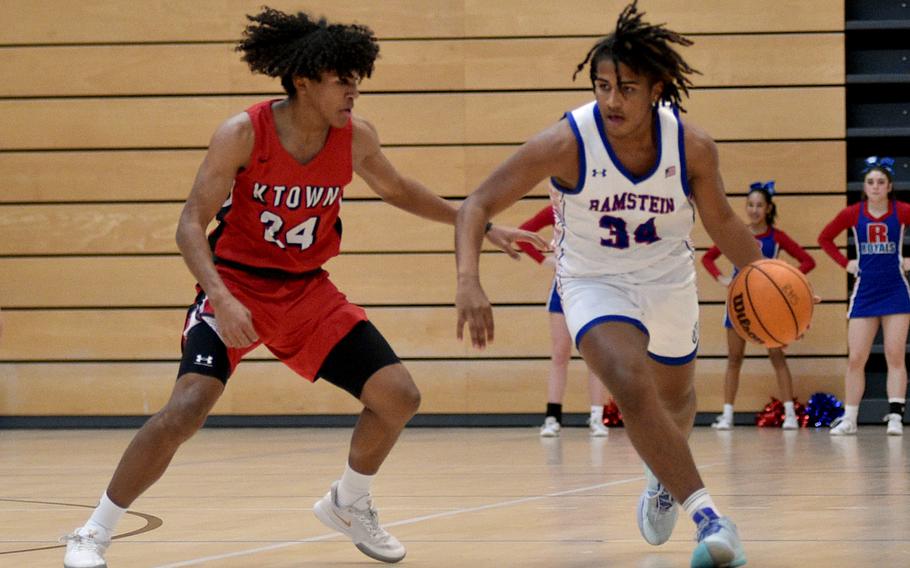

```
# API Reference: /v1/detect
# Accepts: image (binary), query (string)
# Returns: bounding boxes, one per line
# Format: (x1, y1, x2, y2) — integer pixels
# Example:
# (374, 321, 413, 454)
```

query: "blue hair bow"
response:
(862, 156, 895, 175)
(749, 180, 775, 195)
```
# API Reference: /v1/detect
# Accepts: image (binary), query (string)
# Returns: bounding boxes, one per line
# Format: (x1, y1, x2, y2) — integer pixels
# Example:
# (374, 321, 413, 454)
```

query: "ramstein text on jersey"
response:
(588, 194, 676, 214)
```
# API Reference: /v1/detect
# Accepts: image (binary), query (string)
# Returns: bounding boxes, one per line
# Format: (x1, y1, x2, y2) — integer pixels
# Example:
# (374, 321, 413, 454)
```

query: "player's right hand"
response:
(211, 295, 259, 348)
(846, 260, 859, 276)
(456, 279, 494, 350)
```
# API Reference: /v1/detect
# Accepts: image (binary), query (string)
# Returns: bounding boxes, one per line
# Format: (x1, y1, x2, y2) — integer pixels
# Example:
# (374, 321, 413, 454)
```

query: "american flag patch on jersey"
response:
(664, 165, 676, 177)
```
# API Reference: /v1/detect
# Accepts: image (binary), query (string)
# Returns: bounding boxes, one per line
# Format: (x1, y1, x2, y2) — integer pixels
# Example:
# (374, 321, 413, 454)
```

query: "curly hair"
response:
(236, 7, 380, 96)
(573, 1, 699, 110)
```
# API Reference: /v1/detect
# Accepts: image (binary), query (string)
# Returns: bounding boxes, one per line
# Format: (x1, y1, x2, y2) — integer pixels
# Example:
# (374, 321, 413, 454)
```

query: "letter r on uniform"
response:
(867, 223, 888, 243)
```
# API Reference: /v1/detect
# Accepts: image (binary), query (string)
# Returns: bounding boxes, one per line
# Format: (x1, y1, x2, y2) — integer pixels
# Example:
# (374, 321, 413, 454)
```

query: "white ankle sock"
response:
(590, 405, 603, 422)
(783, 400, 795, 418)
(843, 405, 859, 424)
(85, 492, 126, 535)
(722, 404, 734, 420)
(682, 488, 721, 520)
(337, 463, 374, 507)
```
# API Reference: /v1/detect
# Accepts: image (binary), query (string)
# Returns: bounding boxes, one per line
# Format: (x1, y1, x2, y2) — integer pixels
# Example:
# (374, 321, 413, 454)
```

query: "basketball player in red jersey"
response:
(63, 8, 543, 567)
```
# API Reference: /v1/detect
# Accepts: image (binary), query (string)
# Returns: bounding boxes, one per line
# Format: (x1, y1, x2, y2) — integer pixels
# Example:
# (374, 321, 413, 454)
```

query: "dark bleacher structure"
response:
(845, 0, 910, 421)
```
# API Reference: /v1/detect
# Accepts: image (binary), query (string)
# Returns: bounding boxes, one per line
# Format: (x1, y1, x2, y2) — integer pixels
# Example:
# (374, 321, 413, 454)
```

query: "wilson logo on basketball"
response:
(727, 259, 814, 349)
(780, 283, 799, 305)
(730, 293, 765, 345)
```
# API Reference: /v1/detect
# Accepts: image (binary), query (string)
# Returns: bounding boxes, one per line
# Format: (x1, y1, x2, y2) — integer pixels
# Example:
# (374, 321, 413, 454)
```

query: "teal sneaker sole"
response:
(690, 541, 747, 567)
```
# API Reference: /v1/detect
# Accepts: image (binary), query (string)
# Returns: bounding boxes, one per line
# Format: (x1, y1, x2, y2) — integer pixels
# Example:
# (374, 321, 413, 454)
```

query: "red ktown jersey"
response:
(210, 99, 353, 275)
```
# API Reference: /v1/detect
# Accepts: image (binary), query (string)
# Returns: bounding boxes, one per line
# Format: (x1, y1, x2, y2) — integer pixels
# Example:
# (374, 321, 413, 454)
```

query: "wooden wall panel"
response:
(0, 304, 846, 362)
(699, 304, 846, 356)
(0, 203, 183, 255)
(2, 0, 844, 45)
(0, 0, 846, 419)
(0, 88, 845, 150)
(461, 0, 844, 36)
(0, 253, 555, 308)
(0, 196, 842, 256)
(0, 34, 843, 97)
(692, 358, 845, 411)
(0, 249, 847, 310)
(0, 357, 845, 416)
(0, 200, 547, 255)
(696, 250, 847, 302)
(716, 141, 846, 195)
(0, 141, 846, 204)
(692, 195, 846, 250)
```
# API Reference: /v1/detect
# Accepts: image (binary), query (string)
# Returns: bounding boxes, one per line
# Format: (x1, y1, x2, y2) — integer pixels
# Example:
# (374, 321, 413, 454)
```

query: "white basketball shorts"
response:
(558, 260, 699, 365)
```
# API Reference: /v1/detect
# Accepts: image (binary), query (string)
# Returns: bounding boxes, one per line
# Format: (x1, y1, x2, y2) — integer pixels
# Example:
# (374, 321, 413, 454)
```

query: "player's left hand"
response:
(903, 258, 910, 273)
(484, 224, 549, 260)
(456, 278, 494, 349)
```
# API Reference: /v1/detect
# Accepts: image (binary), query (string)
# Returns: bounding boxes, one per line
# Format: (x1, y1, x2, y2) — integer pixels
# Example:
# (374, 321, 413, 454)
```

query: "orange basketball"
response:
(726, 259, 814, 348)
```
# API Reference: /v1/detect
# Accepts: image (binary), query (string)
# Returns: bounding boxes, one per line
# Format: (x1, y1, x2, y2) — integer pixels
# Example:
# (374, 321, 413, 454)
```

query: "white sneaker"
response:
(313, 481, 405, 563)
(63, 527, 109, 568)
(884, 413, 903, 436)
(690, 511, 747, 568)
(588, 417, 609, 437)
(636, 483, 678, 545)
(711, 415, 733, 431)
(539, 416, 561, 438)
(829, 416, 857, 436)
(782, 415, 799, 430)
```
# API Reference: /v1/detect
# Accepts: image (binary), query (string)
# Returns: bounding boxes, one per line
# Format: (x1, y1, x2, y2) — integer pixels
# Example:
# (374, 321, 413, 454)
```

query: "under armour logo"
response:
(195, 354, 214, 367)
(592, 168, 608, 177)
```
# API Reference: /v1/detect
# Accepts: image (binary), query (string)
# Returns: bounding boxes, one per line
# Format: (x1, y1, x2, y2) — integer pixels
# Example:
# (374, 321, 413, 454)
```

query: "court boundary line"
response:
(152, 464, 719, 567)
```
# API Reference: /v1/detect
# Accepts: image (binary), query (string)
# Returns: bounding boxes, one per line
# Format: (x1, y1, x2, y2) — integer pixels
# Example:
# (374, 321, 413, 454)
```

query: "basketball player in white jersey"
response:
(456, 3, 761, 567)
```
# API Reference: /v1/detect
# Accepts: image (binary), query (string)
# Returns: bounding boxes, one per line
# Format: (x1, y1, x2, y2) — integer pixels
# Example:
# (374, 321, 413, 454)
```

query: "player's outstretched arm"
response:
(456, 121, 576, 349)
(353, 116, 458, 224)
(352, 116, 546, 257)
(685, 122, 761, 269)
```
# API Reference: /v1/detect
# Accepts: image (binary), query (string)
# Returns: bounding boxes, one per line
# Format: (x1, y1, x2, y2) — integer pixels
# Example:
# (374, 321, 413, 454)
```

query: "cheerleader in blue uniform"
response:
(702, 181, 815, 430)
(818, 157, 910, 436)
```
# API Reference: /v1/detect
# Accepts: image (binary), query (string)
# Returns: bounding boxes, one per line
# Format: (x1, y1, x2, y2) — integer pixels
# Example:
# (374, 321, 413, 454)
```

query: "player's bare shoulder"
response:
(681, 118, 718, 163)
(202, 111, 256, 171)
(679, 117, 720, 178)
(351, 114, 381, 166)
(533, 118, 577, 158)
(520, 118, 578, 183)
(216, 111, 255, 145)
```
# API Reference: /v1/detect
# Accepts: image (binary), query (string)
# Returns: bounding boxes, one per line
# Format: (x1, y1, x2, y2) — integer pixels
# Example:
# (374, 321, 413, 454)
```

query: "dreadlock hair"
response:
(573, 1, 699, 110)
(237, 7, 379, 96)
(747, 186, 778, 227)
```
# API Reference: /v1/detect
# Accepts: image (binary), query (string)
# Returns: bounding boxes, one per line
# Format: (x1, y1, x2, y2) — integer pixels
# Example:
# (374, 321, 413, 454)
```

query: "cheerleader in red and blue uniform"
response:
(702, 181, 815, 430)
(818, 157, 909, 436)
(518, 205, 609, 437)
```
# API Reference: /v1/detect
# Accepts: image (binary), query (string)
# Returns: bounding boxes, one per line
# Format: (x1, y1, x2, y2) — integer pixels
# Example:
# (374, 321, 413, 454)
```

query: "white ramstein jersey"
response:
(550, 101, 695, 277)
